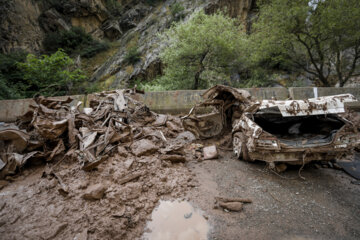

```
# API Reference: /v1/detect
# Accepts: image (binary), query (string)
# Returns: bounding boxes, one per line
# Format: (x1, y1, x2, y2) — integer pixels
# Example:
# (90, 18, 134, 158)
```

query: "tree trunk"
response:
(193, 51, 209, 89)
(194, 71, 201, 89)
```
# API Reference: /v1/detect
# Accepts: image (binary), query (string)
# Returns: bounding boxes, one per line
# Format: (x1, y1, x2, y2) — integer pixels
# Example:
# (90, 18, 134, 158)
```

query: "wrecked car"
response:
(183, 85, 360, 165)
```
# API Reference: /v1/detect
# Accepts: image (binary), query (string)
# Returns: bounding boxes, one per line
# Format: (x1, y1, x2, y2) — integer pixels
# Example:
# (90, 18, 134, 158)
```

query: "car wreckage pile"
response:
(0, 89, 191, 179)
(182, 85, 360, 172)
(0, 89, 195, 239)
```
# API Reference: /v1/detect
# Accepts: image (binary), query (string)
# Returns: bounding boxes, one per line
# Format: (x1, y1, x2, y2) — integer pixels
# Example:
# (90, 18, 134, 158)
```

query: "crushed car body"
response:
(183, 85, 360, 165)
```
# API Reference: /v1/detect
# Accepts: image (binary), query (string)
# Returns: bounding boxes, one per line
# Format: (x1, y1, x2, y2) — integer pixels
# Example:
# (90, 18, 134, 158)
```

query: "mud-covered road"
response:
(1, 149, 360, 239)
(187, 150, 360, 240)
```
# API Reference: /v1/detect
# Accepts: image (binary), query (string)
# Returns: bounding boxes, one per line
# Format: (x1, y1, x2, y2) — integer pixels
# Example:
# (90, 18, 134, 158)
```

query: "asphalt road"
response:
(186, 151, 360, 240)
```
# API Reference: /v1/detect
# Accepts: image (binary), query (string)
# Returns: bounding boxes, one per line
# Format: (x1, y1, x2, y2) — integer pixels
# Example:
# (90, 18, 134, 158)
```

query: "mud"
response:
(0, 151, 193, 239)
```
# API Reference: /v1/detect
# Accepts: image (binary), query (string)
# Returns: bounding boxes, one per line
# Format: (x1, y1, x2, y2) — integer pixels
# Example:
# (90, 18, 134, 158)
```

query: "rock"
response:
(39, 8, 71, 32)
(74, 229, 88, 240)
(131, 139, 159, 157)
(46, 222, 68, 240)
(219, 202, 243, 212)
(101, 19, 122, 40)
(203, 145, 218, 160)
(123, 157, 134, 170)
(117, 146, 128, 158)
(120, 4, 149, 31)
(82, 183, 107, 200)
(166, 121, 182, 132)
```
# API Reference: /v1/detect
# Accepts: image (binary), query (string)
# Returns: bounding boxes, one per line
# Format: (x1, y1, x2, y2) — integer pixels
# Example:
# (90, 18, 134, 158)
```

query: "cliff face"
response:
(0, 0, 257, 87)
(0, 0, 119, 53)
(90, 0, 258, 89)
(0, 0, 43, 53)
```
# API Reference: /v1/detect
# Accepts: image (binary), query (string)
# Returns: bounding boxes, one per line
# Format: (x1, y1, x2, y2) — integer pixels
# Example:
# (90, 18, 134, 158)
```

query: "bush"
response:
(17, 49, 87, 97)
(145, 0, 160, 6)
(124, 47, 141, 65)
(170, 2, 185, 18)
(105, 0, 123, 16)
(43, 27, 109, 58)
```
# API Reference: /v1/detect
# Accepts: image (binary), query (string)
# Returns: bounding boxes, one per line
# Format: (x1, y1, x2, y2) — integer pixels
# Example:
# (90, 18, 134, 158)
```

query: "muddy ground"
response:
(0, 118, 359, 240)
(1, 149, 360, 240)
(187, 150, 360, 240)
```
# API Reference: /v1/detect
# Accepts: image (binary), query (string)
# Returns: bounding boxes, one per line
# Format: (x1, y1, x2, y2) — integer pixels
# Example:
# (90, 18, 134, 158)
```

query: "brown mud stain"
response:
(143, 200, 209, 240)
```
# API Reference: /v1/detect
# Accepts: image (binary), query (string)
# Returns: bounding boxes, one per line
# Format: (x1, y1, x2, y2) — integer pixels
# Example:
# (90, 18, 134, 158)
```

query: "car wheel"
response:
(233, 132, 252, 162)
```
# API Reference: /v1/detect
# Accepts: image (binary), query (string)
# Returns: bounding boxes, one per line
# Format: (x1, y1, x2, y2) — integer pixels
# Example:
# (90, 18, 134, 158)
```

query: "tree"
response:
(158, 10, 246, 90)
(251, 0, 360, 87)
(18, 49, 86, 97)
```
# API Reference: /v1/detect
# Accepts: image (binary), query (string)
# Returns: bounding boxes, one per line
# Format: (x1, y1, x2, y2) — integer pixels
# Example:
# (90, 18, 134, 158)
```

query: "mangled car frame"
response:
(183, 85, 360, 165)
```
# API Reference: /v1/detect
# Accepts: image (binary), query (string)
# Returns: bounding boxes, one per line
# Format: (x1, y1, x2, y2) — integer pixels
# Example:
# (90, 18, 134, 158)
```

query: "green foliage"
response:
(17, 49, 87, 97)
(43, 27, 109, 58)
(105, 0, 123, 16)
(145, 0, 161, 6)
(238, 68, 276, 88)
(0, 51, 27, 100)
(170, 2, 185, 19)
(156, 10, 246, 90)
(124, 46, 141, 65)
(251, 0, 360, 87)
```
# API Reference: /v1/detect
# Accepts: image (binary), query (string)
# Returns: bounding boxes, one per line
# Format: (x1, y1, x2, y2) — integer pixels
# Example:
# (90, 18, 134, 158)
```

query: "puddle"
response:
(142, 200, 209, 240)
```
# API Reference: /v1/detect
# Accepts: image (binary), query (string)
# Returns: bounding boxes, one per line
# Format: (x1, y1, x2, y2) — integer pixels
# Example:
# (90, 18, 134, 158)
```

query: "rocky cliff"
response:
(90, 0, 258, 89)
(0, 0, 257, 88)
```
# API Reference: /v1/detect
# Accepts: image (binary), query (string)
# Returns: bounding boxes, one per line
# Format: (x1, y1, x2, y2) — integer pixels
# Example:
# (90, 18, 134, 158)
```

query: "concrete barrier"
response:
(0, 95, 86, 122)
(289, 87, 360, 99)
(0, 87, 359, 122)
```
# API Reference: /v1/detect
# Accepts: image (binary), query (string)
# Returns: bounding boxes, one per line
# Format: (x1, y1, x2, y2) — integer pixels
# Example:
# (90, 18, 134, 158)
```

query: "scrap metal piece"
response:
(0, 129, 29, 152)
(182, 85, 253, 139)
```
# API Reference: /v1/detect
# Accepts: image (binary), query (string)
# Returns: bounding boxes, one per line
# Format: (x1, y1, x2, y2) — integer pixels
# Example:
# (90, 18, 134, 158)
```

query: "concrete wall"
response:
(0, 87, 359, 122)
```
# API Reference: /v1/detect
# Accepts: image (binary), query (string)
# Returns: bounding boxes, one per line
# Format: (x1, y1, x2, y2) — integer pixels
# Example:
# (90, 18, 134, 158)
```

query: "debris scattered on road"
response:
(337, 152, 360, 180)
(82, 183, 107, 200)
(214, 196, 252, 212)
(203, 145, 218, 160)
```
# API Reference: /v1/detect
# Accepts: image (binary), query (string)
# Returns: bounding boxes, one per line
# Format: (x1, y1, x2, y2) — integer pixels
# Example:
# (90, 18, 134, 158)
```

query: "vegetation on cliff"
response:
(0, 50, 86, 99)
(141, 11, 247, 90)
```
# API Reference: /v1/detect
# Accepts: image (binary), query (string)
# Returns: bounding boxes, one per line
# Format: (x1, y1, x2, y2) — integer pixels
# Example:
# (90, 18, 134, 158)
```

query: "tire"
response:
(233, 132, 252, 162)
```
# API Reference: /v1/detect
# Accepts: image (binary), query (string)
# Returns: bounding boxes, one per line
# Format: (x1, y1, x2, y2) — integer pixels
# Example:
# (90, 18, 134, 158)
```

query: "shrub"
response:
(145, 0, 160, 6)
(124, 47, 141, 65)
(105, 0, 123, 16)
(170, 2, 185, 19)
(17, 49, 87, 97)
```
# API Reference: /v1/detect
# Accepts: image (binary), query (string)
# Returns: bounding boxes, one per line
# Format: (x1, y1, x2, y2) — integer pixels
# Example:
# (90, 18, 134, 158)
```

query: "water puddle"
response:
(142, 200, 209, 240)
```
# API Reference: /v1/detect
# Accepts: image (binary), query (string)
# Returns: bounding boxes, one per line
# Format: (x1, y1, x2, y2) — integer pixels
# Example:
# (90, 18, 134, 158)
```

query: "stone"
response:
(74, 229, 88, 240)
(203, 145, 218, 160)
(82, 183, 107, 200)
(219, 202, 243, 212)
(131, 139, 159, 157)
(117, 146, 128, 158)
